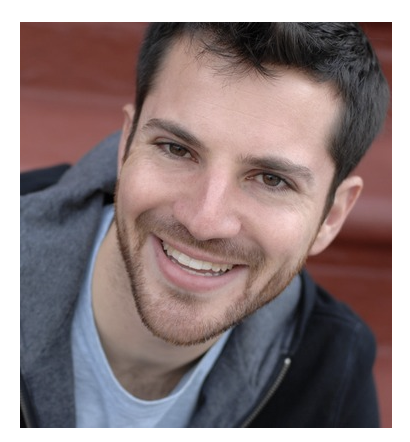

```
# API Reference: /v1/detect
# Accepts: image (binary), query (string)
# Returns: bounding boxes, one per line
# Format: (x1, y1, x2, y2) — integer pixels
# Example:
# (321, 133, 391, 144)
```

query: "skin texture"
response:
(92, 38, 363, 399)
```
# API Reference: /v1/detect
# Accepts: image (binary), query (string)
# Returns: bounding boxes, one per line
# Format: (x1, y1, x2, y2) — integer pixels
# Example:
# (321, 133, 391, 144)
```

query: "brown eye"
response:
(262, 174, 282, 187)
(168, 144, 190, 157)
(249, 172, 290, 193)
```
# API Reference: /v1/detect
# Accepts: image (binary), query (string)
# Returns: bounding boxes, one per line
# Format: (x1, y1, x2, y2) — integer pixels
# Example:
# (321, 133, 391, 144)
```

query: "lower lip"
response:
(150, 235, 246, 293)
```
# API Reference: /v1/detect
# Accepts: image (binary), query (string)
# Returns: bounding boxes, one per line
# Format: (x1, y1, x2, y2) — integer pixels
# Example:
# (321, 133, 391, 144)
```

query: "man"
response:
(20, 23, 390, 427)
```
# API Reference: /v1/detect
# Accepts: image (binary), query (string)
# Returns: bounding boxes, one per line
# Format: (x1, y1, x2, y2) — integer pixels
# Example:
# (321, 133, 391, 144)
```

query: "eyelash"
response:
(249, 173, 292, 193)
(156, 142, 195, 160)
(155, 142, 293, 193)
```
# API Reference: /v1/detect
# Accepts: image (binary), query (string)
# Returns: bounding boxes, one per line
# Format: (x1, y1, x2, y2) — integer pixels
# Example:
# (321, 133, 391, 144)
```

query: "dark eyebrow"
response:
(142, 118, 204, 150)
(240, 154, 314, 184)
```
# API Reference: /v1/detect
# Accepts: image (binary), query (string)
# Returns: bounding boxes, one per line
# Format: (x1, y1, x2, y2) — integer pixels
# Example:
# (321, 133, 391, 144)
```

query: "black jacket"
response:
(20, 134, 379, 427)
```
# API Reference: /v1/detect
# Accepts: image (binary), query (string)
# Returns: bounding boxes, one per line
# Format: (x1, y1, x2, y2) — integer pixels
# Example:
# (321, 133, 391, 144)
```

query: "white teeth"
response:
(162, 242, 233, 275)
(188, 258, 203, 270)
(177, 253, 191, 267)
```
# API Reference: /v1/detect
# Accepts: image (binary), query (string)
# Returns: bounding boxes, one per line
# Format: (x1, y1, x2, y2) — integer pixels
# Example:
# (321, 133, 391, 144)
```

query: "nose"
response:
(173, 171, 242, 241)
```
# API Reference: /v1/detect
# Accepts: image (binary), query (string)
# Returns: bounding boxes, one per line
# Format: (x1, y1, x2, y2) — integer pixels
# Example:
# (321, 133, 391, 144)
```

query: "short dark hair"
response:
(126, 23, 390, 213)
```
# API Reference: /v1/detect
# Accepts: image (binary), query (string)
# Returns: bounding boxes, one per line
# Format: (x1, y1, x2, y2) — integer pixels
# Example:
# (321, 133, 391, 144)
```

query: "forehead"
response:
(139, 37, 341, 170)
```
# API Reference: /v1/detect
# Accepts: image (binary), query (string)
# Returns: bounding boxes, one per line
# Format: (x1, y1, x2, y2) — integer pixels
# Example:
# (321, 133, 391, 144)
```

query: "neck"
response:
(92, 222, 217, 399)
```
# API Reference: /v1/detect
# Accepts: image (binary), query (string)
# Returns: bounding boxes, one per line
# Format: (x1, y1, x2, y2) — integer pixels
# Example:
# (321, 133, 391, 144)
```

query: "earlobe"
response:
(117, 104, 136, 176)
(309, 176, 363, 256)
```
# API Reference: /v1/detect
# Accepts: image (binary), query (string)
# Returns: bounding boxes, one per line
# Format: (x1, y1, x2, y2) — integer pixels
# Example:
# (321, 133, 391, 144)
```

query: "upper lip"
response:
(157, 235, 243, 266)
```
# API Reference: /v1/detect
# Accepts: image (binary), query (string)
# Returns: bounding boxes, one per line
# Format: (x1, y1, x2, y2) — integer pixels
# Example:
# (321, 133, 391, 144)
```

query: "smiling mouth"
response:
(161, 241, 234, 277)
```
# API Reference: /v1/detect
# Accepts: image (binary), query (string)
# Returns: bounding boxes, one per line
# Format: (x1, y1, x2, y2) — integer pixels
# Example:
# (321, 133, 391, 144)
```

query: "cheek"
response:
(118, 152, 200, 220)
(117, 160, 168, 216)
(255, 212, 319, 264)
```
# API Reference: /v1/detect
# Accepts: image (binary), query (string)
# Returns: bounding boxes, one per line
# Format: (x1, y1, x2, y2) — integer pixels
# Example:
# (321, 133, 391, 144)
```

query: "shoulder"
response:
(311, 281, 376, 353)
(301, 271, 376, 349)
(268, 273, 379, 427)
(249, 272, 378, 427)
(20, 131, 121, 197)
(20, 164, 71, 196)
(297, 273, 377, 381)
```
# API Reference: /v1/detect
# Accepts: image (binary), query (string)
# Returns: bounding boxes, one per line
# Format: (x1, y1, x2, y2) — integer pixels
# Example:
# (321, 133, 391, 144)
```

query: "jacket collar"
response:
(20, 133, 119, 427)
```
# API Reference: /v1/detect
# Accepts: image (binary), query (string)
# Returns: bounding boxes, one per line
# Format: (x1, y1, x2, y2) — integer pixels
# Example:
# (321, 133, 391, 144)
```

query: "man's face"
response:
(114, 39, 340, 346)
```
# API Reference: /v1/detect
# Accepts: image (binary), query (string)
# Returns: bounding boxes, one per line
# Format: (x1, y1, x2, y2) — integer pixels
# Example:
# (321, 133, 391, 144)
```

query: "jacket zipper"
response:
(20, 382, 36, 428)
(240, 357, 292, 428)
(20, 388, 30, 428)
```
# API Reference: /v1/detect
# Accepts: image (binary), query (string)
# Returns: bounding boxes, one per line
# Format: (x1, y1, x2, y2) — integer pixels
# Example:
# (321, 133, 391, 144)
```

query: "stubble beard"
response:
(114, 206, 308, 347)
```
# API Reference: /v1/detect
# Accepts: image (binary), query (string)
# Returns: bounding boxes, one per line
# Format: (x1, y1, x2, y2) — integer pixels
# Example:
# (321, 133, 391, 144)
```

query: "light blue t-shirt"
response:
(71, 205, 231, 428)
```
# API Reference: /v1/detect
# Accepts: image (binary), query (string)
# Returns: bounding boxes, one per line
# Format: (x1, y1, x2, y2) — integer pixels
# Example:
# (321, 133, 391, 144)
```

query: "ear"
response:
(309, 175, 363, 256)
(117, 104, 136, 176)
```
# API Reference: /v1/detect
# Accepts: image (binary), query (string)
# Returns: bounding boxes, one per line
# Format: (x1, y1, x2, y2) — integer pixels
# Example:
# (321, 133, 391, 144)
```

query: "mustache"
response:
(134, 211, 266, 270)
